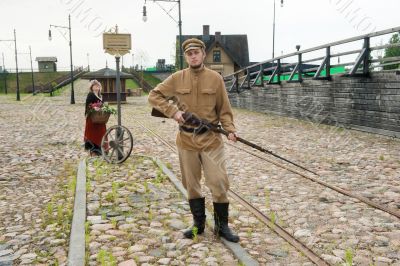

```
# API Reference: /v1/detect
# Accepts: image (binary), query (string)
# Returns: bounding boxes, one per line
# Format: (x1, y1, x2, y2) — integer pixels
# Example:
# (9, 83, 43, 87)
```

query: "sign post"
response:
(103, 26, 131, 160)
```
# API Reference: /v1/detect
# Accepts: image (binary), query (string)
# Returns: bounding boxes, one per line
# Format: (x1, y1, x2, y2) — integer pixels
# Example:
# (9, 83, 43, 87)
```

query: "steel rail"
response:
(228, 190, 329, 266)
(226, 142, 400, 219)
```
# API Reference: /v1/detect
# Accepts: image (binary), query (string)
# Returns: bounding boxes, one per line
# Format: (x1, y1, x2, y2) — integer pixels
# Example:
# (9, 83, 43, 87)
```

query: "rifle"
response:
(151, 108, 169, 118)
(150, 108, 318, 175)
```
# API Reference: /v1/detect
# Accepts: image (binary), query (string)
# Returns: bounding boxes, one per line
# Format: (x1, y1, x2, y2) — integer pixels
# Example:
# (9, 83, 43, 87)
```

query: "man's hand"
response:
(228, 132, 238, 142)
(173, 111, 185, 124)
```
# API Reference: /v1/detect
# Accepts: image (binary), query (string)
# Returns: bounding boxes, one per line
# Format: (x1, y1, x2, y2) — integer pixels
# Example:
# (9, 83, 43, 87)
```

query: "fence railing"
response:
(25, 66, 89, 95)
(224, 26, 400, 93)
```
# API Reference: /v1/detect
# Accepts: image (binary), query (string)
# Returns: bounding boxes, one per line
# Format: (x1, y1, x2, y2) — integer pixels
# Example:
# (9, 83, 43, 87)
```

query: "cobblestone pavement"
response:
(86, 117, 310, 265)
(1, 80, 399, 265)
(122, 97, 400, 265)
(0, 82, 87, 265)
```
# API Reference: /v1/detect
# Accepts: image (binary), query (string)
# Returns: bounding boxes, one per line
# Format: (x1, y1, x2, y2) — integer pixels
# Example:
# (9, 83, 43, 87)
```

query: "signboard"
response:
(103, 33, 131, 56)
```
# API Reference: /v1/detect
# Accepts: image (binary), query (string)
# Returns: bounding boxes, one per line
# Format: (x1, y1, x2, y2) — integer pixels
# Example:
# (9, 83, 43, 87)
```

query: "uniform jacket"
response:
(148, 66, 236, 151)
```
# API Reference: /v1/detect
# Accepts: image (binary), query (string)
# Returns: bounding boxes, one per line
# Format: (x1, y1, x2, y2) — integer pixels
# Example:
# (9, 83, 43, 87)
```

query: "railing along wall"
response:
(224, 26, 400, 92)
(27, 66, 88, 95)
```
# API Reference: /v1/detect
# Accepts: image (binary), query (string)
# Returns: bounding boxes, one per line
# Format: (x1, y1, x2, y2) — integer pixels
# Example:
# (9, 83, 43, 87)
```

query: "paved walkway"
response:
(0, 79, 399, 265)
(0, 82, 88, 265)
(122, 97, 400, 265)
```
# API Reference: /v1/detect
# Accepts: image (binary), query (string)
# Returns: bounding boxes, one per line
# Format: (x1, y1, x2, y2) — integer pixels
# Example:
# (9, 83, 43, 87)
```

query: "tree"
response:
(383, 33, 400, 70)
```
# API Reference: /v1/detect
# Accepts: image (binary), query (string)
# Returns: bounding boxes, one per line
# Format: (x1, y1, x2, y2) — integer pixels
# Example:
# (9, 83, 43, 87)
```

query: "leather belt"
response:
(179, 125, 209, 135)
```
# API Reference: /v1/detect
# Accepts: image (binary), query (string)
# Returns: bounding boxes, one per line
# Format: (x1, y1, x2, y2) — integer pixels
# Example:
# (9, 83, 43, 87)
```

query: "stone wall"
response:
(228, 71, 400, 138)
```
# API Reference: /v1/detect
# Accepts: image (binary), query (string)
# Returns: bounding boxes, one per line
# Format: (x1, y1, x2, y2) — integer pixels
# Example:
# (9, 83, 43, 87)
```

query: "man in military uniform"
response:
(148, 38, 239, 242)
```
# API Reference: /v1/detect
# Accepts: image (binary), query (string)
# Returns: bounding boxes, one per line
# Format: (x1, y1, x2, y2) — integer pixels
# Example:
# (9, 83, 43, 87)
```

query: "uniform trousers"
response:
(178, 144, 229, 203)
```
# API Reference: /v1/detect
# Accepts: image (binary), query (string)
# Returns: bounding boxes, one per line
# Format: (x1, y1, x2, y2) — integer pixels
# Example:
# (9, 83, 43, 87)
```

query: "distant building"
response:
(177, 25, 249, 76)
(36, 57, 57, 72)
(81, 67, 133, 103)
(156, 59, 166, 70)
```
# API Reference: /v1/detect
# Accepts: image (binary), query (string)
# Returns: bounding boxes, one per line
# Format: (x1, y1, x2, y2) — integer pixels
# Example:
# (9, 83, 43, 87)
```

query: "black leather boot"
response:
(213, 202, 239, 243)
(183, 197, 206, 239)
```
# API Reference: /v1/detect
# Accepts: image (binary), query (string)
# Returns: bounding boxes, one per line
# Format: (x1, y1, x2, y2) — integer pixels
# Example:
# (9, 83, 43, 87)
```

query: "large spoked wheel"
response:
(101, 125, 133, 164)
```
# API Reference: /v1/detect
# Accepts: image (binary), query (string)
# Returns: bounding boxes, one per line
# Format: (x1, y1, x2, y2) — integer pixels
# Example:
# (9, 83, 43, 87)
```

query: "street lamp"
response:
(48, 14, 75, 104)
(18, 47, 36, 95)
(142, 0, 183, 70)
(142, 5, 148, 22)
(87, 53, 90, 71)
(0, 29, 20, 101)
(1, 52, 7, 94)
(272, 0, 284, 59)
(29, 46, 35, 95)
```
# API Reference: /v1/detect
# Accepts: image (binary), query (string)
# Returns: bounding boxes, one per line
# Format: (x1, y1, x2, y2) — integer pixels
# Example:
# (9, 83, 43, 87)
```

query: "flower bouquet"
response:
(88, 102, 117, 124)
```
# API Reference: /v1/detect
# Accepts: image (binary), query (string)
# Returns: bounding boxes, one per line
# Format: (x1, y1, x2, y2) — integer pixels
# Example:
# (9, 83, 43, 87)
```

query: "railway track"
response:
(134, 118, 330, 266)
(226, 143, 400, 219)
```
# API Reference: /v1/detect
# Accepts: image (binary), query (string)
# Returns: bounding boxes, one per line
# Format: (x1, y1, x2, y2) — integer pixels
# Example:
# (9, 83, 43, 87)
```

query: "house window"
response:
(213, 50, 221, 62)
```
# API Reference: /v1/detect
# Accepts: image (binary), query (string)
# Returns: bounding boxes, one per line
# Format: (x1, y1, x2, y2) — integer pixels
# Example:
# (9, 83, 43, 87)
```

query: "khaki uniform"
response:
(148, 66, 236, 202)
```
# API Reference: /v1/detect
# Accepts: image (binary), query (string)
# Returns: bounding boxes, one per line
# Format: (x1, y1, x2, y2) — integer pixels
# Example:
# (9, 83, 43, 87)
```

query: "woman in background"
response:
(84, 80, 106, 156)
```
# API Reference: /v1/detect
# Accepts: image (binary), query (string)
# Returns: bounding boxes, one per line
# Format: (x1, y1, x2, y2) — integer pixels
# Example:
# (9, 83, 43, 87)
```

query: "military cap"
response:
(182, 38, 206, 53)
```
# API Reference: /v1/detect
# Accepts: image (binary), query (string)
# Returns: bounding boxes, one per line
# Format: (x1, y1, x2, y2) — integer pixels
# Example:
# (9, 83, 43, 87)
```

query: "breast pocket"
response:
(200, 87, 217, 106)
(175, 87, 191, 111)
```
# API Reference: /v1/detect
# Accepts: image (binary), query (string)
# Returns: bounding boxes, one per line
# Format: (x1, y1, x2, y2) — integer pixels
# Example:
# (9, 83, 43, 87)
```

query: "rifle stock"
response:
(151, 108, 168, 118)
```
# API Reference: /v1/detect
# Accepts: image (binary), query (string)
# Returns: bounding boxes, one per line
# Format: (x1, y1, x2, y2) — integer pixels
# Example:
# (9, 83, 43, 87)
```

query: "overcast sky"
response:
(0, 0, 398, 72)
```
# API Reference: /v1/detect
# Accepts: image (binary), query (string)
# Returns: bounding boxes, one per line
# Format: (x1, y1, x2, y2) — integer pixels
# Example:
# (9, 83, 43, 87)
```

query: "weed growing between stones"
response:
(345, 248, 353, 266)
(192, 226, 199, 242)
(165, 162, 173, 170)
(246, 227, 253, 238)
(97, 249, 117, 266)
(85, 221, 91, 265)
(35, 161, 76, 264)
(269, 211, 276, 229)
(265, 188, 271, 209)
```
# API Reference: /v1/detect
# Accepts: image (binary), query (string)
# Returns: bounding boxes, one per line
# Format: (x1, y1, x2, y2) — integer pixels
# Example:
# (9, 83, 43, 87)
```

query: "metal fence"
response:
(224, 26, 400, 92)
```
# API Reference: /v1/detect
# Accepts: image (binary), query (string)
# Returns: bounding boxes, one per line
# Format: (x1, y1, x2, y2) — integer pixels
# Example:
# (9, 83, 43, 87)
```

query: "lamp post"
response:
(0, 29, 20, 100)
(49, 14, 75, 104)
(19, 47, 36, 95)
(272, 0, 284, 59)
(142, 0, 183, 70)
(29, 46, 35, 95)
(1, 52, 7, 94)
(87, 53, 90, 71)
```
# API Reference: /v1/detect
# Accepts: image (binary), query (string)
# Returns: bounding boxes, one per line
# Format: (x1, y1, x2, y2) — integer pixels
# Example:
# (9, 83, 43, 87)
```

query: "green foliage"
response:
(0, 71, 70, 93)
(246, 228, 253, 237)
(192, 226, 199, 242)
(126, 79, 140, 89)
(345, 248, 353, 266)
(269, 211, 276, 228)
(142, 72, 162, 87)
(106, 182, 119, 203)
(165, 162, 173, 170)
(57, 205, 64, 225)
(101, 102, 117, 115)
(97, 250, 117, 266)
(143, 181, 150, 193)
(111, 217, 118, 228)
(383, 33, 400, 70)
(154, 169, 166, 184)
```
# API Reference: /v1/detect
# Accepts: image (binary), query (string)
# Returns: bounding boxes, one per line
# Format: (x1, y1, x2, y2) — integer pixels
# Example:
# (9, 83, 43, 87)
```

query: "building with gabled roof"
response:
(81, 67, 133, 103)
(36, 57, 57, 72)
(177, 25, 249, 76)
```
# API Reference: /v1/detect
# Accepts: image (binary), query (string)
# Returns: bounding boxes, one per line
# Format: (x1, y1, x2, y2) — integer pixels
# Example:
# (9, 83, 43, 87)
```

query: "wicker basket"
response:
(90, 111, 110, 124)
